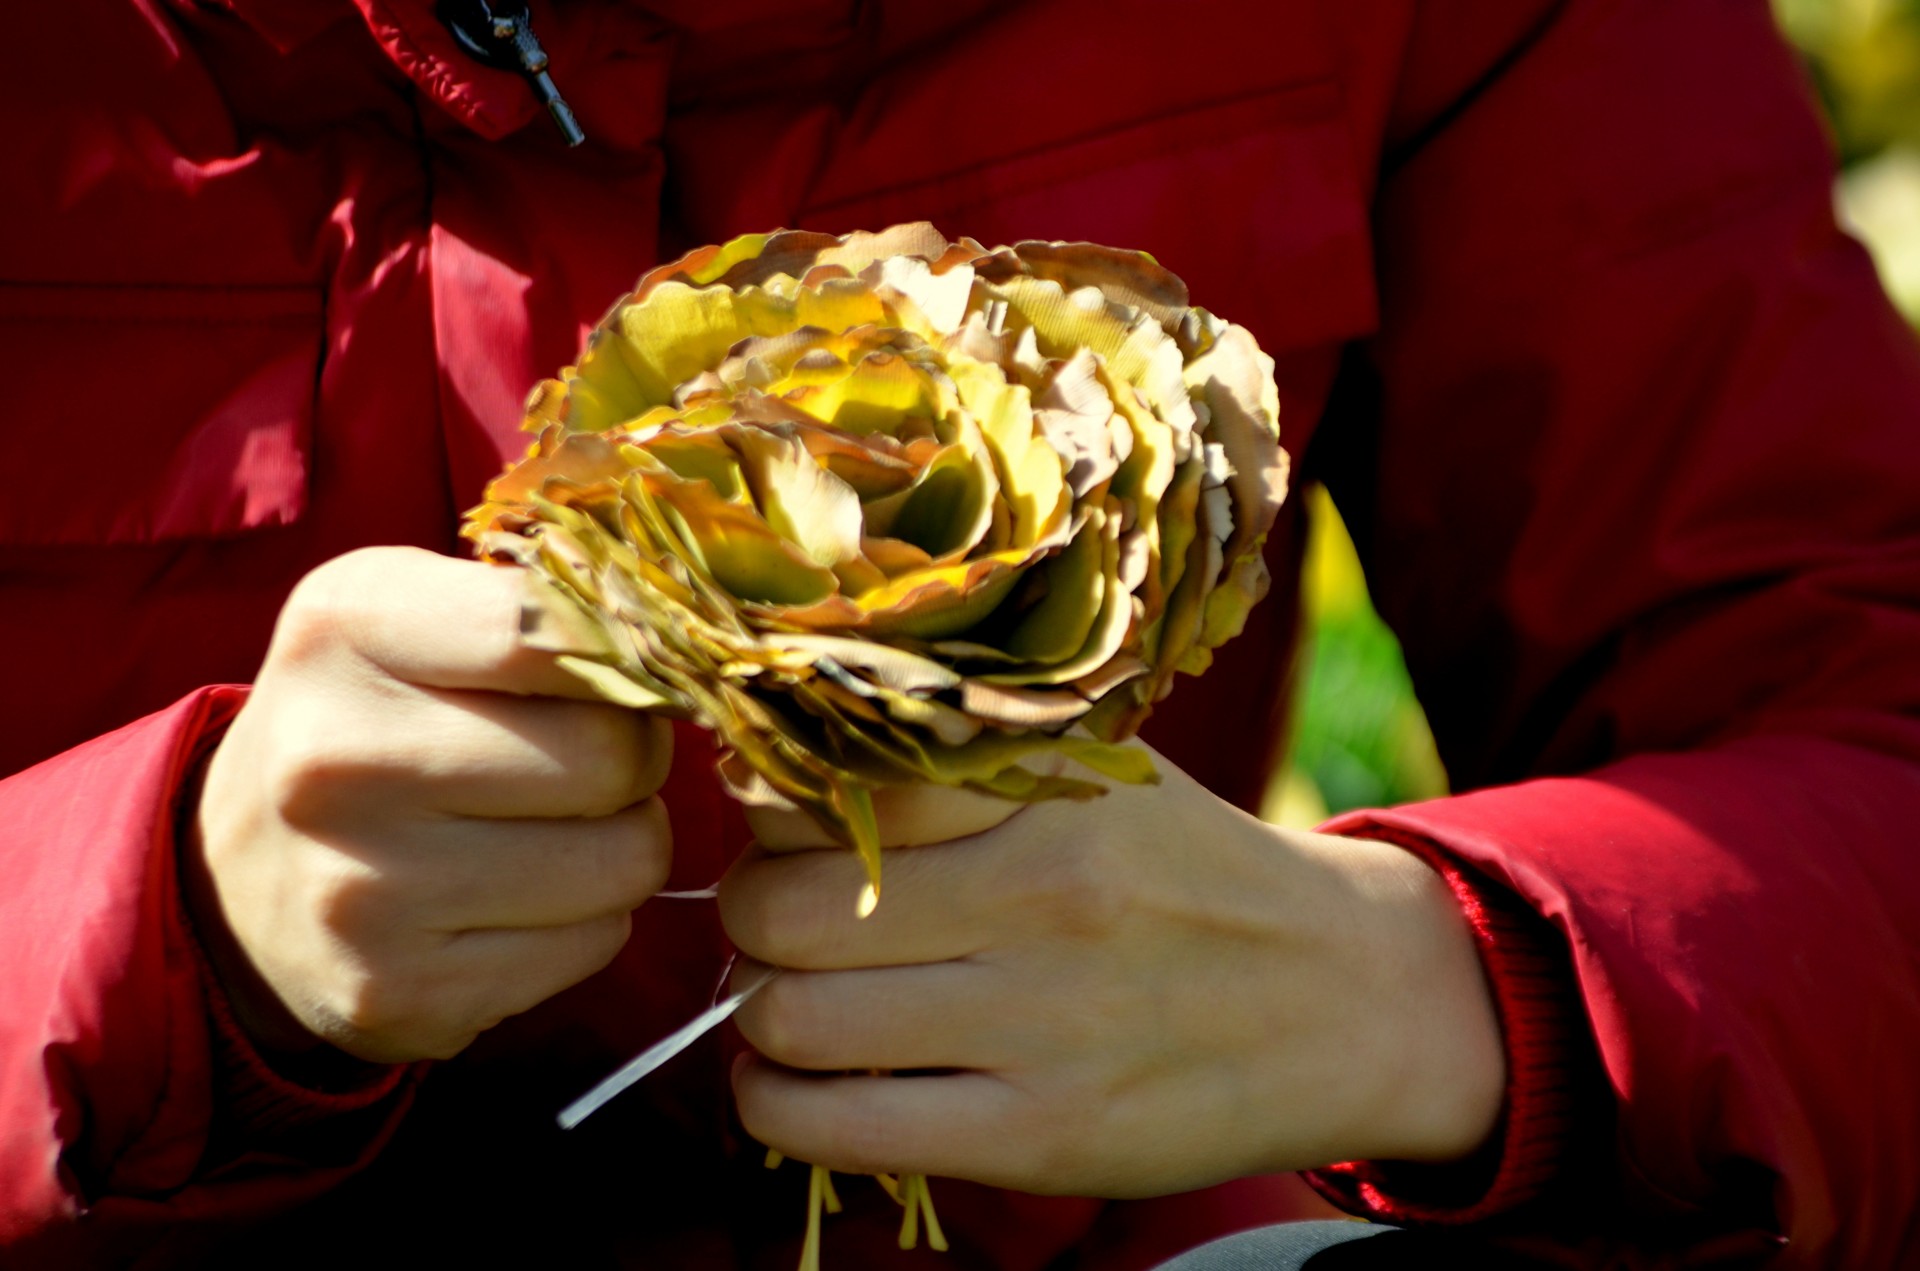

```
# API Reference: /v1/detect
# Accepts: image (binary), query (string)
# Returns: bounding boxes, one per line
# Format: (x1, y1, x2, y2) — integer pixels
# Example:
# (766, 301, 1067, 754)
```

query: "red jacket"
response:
(4, 0, 1918, 1266)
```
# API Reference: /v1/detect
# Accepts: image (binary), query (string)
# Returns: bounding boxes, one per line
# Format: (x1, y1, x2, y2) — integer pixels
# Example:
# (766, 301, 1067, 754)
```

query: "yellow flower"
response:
(464, 224, 1288, 902)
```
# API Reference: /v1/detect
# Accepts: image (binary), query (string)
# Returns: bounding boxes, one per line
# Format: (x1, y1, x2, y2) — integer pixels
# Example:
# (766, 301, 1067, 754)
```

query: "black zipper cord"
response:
(436, 0, 587, 147)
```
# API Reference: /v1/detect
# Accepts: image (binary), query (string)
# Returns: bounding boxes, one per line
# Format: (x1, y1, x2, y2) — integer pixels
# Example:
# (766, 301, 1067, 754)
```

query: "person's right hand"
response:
(186, 547, 674, 1066)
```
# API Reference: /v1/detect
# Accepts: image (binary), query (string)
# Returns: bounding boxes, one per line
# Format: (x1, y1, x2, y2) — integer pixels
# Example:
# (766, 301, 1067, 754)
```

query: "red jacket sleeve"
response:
(1305, 0, 1920, 1262)
(0, 688, 416, 1268)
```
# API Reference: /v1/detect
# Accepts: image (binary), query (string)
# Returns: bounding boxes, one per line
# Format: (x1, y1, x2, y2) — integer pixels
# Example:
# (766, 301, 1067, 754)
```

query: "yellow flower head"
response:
(465, 224, 1288, 898)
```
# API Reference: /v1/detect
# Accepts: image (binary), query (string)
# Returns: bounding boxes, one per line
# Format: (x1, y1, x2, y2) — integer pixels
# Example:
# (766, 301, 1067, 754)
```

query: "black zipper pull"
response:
(438, 0, 588, 147)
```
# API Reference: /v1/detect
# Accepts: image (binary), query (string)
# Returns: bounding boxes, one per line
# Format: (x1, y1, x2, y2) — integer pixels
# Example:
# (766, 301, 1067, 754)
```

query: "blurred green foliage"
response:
(1264, 488, 1446, 828)
(1268, 6, 1918, 827)
(1778, 0, 1920, 322)
(1777, 0, 1920, 163)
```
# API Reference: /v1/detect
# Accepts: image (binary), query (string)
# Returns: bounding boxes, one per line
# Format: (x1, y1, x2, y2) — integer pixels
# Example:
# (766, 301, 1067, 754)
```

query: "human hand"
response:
(718, 745, 1504, 1197)
(186, 547, 674, 1065)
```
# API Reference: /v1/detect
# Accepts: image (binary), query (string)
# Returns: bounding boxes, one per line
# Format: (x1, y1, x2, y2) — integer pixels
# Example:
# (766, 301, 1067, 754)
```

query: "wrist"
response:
(1295, 831, 1507, 1165)
(179, 726, 331, 1064)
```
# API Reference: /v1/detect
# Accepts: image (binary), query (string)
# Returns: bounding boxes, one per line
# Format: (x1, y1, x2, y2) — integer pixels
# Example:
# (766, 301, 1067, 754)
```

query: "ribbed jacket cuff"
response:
(196, 940, 419, 1136)
(1304, 825, 1584, 1224)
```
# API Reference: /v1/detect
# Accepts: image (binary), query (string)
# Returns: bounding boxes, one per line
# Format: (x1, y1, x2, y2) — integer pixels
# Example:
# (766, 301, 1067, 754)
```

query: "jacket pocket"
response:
(800, 81, 1378, 354)
(0, 283, 320, 546)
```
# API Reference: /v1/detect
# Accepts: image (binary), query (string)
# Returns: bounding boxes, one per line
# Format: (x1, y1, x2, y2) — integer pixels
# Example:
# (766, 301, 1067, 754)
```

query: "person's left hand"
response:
(718, 743, 1506, 1198)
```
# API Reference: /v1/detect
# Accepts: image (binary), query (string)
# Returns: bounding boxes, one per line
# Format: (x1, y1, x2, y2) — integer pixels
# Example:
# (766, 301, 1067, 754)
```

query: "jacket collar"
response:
(209, 0, 880, 145)
(351, 0, 543, 139)
(209, 0, 558, 139)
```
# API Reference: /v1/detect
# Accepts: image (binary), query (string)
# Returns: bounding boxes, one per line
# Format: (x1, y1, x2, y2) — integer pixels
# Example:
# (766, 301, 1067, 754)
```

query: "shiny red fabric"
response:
(3, 0, 1918, 1266)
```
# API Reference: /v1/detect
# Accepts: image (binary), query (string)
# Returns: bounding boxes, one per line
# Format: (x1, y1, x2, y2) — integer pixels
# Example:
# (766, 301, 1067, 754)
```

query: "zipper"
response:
(436, 0, 588, 147)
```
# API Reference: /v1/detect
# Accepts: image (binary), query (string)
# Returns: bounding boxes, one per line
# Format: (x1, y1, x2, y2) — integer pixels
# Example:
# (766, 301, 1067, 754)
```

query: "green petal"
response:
(649, 473, 840, 606)
(610, 282, 752, 409)
(643, 430, 747, 500)
(881, 439, 996, 560)
(554, 654, 678, 710)
(989, 504, 1135, 687)
(1001, 506, 1106, 663)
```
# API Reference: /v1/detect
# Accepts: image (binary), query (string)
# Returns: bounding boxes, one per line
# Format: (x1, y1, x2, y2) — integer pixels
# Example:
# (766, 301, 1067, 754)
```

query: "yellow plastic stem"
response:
(918, 1174, 949, 1252)
(801, 1164, 825, 1271)
(897, 1174, 922, 1250)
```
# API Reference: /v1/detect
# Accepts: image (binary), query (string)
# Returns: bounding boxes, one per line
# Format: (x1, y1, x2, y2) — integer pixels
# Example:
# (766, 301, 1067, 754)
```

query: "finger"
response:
(746, 782, 1028, 852)
(734, 1058, 1029, 1185)
(404, 797, 673, 931)
(719, 837, 1004, 970)
(307, 689, 673, 820)
(732, 960, 1010, 1073)
(414, 692, 673, 818)
(343, 913, 635, 1063)
(281, 547, 607, 700)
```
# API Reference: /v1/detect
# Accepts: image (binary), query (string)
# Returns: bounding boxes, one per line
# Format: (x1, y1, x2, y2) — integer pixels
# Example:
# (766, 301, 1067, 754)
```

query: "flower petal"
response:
(730, 426, 865, 569)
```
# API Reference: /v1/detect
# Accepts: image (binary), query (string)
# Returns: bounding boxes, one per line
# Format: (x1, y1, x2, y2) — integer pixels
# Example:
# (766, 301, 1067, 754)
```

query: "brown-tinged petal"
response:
(1033, 348, 1126, 498)
(1001, 239, 1191, 330)
(483, 427, 629, 505)
(759, 634, 961, 694)
(988, 275, 1196, 439)
(869, 255, 975, 336)
(861, 534, 936, 578)
(815, 223, 953, 274)
(1184, 323, 1286, 579)
(791, 426, 923, 501)
(957, 681, 1089, 729)
(947, 357, 1071, 551)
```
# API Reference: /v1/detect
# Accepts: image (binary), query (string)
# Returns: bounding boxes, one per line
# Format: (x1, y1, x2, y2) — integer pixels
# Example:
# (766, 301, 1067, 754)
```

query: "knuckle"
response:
(732, 1072, 783, 1148)
(1021, 837, 1129, 940)
(267, 719, 381, 829)
(309, 858, 384, 938)
(743, 975, 832, 1070)
(578, 807, 671, 908)
(562, 707, 654, 815)
(721, 880, 829, 966)
(275, 552, 378, 666)
(614, 802, 674, 898)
